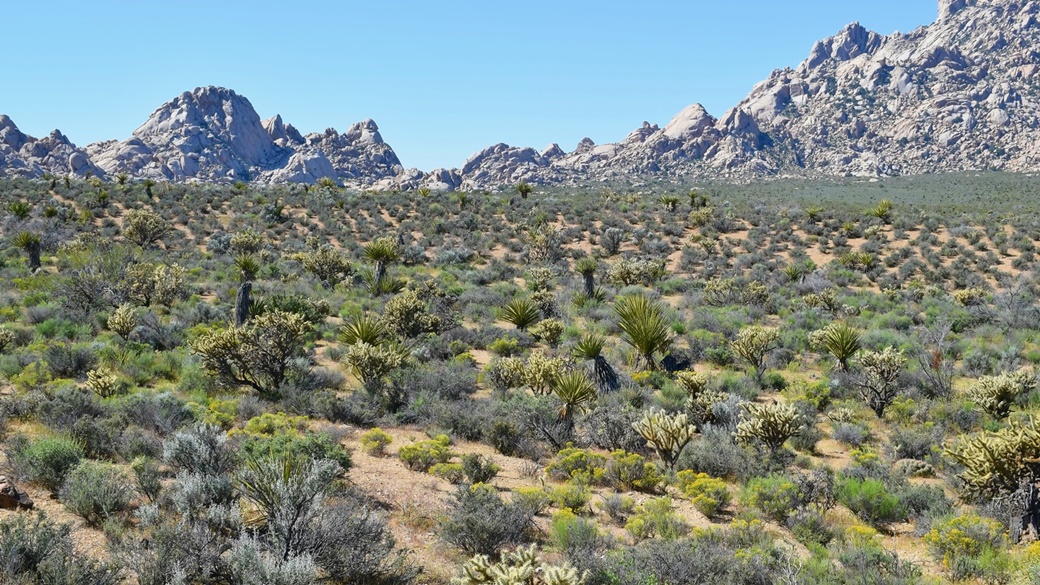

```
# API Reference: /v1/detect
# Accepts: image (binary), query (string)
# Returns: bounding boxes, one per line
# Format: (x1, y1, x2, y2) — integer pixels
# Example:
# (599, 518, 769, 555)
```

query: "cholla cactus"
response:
(0, 326, 14, 353)
(967, 369, 1036, 419)
(687, 390, 729, 426)
(483, 357, 526, 392)
(295, 245, 354, 289)
(731, 326, 780, 382)
(855, 347, 907, 417)
(107, 304, 138, 341)
(86, 367, 121, 398)
(947, 417, 1040, 501)
(952, 287, 988, 307)
(803, 288, 840, 313)
(454, 545, 586, 585)
(523, 352, 566, 395)
(676, 370, 709, 397)
(383, 289, 441, 338)
(735, 401, 804, 452)
(632, 409, 696, 469)
(529, 318, 565, 348)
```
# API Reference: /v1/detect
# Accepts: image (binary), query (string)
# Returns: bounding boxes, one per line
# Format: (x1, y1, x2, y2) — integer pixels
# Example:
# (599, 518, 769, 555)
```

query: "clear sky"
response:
(3, 1, 937, 171)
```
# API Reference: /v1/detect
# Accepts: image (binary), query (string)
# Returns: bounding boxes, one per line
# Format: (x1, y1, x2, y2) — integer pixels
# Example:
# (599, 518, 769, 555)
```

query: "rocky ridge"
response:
(2, 0, 1038, 189)
(451, 0, 1040, 187)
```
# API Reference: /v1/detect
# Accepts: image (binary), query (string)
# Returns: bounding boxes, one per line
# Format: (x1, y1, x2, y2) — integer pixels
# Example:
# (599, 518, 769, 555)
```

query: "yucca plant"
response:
(868, 199, 894, 223)
(499, 298, 541, 331)
(615, 294, 672, 372)
(516, 182, 533, 199)
(339, 313, 388, 346)
(362, 268, 406, 296)
(15, 231, 42, 271)
(659, 195, 680, 213)
(234, 254, 260, 282)
(575, 256, 598, 297)
(363, 237, 402, 295)
(823, 323, 861, 371)
(7, 201, 31, 220)
(572, 333, 619, 392)
(552, 370, 597, 430)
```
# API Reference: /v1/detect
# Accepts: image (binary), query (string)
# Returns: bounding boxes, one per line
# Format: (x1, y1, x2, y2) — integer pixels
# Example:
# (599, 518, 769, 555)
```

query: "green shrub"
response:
(675, 470, 730, 519)
(11, 436, 84, 493)
(741, 474, 800, 522)
(440, 483, 534, 555)
(603, 450, 662, 493)
(359, 427, 393, 457)
(546, 447, 606, 484)
(836, 477, 904, 526)
(398, 434, 453, 472)
(549, 509, 602, 558)
(487, 337, 521, 357)
(924, 514, 1008, 579)
(239, 431, 352, 473)
(0, 512, 123, 584)
(549, 482, 592, 513)
(461, 454, 499, 484)
(59, 460, 134, 526)
(431, 462, 466, 484)
(624, 496, 689, 541)
(512, 487, 551, 517)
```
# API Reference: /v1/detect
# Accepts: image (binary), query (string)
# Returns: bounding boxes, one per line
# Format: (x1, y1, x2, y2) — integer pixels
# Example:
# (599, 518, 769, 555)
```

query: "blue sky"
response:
(4, 1, 937, 171)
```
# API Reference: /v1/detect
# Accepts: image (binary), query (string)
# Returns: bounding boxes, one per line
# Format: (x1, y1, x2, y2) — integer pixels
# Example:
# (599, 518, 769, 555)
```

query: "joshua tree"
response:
(572, 333, 619, 392)
(659, 195, 680, 213)
(15, 231, 42, 272)
(551, 370, 597, 432)
(234, 282, 252, 327)
(575, 257, 598, 297)
(7, 201, 31, 220)
(363, 237, 402, 295)
(868, 199, 894, 223)
(515, 182, 533, 200)
(615, 294, 672, 371)
(142, 179, 155, 198)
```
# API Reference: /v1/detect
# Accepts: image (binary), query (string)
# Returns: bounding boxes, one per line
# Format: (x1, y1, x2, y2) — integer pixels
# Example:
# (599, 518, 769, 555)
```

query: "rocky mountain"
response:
(0, 115, 103, 179)
(2, 0, 1038, 189)
(454, 0, 1040, 187)
(82, 87, 406, 187)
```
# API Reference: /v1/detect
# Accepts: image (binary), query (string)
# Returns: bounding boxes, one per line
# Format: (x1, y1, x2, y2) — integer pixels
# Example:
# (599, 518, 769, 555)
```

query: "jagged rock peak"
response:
(939, 0, 976, 20)
(264, 115, 304, 146)
(803, 22, 882, 71)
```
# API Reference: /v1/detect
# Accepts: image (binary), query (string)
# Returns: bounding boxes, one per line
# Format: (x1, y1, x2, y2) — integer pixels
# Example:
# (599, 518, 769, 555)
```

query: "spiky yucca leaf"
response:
(614, 294, 672, 372)
(823, 322, 861, 371)
(338, 313, 388, 346)
(552, 370, 597, 424)
(500, 298, 541, 331)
